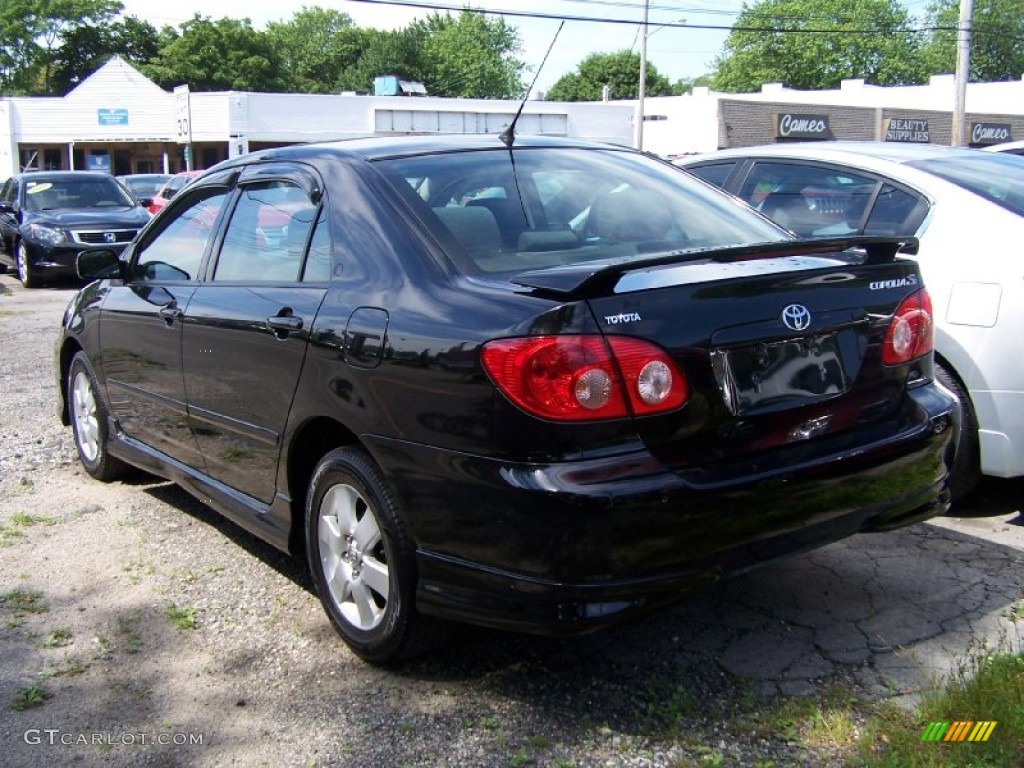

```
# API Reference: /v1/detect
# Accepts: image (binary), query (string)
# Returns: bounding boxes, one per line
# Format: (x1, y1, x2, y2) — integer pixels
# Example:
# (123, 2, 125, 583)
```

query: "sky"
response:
(118, 0, 744, 94)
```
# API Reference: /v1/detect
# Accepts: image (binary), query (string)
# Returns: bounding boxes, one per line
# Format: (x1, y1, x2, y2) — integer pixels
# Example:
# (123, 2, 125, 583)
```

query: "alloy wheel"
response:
(71, 370, 100, 463)
(317, 482, 391, 631)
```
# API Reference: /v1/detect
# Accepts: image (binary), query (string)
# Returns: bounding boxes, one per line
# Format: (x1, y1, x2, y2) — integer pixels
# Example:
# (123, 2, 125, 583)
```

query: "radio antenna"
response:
(499, 20, 564, 148)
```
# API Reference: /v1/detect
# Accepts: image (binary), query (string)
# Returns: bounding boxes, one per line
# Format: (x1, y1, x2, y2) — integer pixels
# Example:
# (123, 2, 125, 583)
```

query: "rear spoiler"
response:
(511, 236, 919, 298)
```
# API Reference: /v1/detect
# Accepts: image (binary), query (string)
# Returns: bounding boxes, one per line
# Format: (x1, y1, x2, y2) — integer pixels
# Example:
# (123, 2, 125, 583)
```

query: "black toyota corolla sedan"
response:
(0, 171, 151, 287)
(56, 135, 956, 663)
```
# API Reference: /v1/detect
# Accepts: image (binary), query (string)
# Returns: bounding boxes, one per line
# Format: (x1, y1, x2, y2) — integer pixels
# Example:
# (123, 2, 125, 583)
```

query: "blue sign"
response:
(97, 108, 129, 126)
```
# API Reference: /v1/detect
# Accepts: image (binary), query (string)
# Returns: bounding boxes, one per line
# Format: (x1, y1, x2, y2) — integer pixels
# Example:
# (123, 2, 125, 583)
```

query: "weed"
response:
(853, 647, 1024, 767)
(10, 684, 49, 711)
(509, 747, 534, 767)
(93, 634, 114, 659)
(44, 656, 88, 677)
(116, 613, 143, 654)
(0, 589, 48, 615)
(166, 603, 198, 631)
(9, 512, 58, 527)
(41, 626, 73, 648)
(528, 735, 552, 750)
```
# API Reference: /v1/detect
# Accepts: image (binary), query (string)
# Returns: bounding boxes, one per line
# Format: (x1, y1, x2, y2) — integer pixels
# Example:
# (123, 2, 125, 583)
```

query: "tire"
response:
(935, 361, 981, 502)
(16, 241, 39, 289)
(305, 447, 445, 664)
(68, 352, 128, 481)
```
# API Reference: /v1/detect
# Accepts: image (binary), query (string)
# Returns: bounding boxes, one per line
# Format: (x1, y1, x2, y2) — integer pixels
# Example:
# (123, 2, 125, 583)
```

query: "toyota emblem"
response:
(781, 304, 811, 331)
(103, 232, 116, 244)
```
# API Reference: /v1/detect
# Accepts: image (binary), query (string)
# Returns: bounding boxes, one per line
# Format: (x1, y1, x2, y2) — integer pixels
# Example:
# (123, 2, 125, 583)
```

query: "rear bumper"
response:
(973, 389, 1024, 478)
(369, 383, 956, 635)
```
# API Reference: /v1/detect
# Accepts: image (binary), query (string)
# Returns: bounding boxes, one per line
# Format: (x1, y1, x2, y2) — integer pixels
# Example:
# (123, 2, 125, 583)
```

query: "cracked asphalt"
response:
(2, 275, 1023, 766)
(690, 507, 1024, 704)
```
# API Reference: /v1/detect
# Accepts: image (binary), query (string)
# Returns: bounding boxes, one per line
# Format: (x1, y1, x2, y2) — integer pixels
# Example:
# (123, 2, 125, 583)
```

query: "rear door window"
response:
(737, 161, 880, 237)
(685, 162, 737, 189)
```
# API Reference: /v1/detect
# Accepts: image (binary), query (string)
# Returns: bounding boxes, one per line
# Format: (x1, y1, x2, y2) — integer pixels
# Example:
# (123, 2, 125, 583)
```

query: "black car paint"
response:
(57, 137, 956, 638)
(0, 171, 150, 282)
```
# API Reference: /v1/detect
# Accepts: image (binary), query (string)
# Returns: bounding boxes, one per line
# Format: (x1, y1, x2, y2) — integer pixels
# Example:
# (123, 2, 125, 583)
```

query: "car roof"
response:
(680, 141, 989, 167)
(983, 140, 1024, 153)
(208, 134, 630, 170)
(13, 170, 118, 182)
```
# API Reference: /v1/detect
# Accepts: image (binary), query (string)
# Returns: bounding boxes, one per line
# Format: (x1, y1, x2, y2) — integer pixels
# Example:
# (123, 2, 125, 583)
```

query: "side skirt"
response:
(107, 419, 294, 554)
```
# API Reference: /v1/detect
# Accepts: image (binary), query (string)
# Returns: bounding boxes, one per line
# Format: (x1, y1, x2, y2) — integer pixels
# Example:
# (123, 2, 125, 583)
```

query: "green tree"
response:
(141, 14, 285, 91)
(412, 11, 524, 98)
(0, 0, 123, 94)
(50, 16, 160, 93)
(336, 27, 427, 94)
(546, 50, 673, 101)
(922, 0, 1024, 81)
(672, 74, 714, 95)
(712, 0, 928, 92)
(266, 7, 364, 93)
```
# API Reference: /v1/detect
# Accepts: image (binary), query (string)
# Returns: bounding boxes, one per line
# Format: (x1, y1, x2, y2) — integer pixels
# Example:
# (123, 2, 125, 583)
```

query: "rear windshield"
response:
(908, 153, 1024, 218)
(376, 147, 789, 276)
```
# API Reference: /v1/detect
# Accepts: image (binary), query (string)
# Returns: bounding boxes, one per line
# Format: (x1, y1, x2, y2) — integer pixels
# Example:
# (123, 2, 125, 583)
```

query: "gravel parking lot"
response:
(1, 273, 1022, 768)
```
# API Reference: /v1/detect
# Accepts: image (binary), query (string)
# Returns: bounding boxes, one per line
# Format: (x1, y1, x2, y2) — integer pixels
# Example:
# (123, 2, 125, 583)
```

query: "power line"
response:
(343, 0, 967, 36)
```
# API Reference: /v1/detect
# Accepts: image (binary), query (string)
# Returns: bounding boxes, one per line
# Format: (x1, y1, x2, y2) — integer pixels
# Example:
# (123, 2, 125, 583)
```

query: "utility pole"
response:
(952, 0, 974, 146)
(636, 0, 649, 150)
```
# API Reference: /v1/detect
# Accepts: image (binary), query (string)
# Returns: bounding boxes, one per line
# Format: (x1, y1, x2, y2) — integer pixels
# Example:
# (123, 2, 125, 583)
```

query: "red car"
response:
(147, 170, 203, 214)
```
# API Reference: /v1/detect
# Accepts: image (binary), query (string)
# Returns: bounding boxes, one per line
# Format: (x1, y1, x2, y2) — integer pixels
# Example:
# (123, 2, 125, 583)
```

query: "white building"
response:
(4, 57, 1024, 179)
(623, 74, 1024, 157)
(0, 57, 635, 179)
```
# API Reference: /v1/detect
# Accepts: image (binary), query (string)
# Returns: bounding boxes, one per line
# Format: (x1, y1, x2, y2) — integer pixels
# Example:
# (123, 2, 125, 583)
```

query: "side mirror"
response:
(77, 248, 124, 280)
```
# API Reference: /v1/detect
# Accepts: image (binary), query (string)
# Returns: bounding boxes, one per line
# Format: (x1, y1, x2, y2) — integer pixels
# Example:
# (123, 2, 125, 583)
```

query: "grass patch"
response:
(41, 626, 73, 648)
(8, 512, 58, 528)
(0, 589, 48, 615)
(42, 656, 88, 678)
(116, 613, 143, 654)
(166, 603, 198, 631)
(93, 634, 114, 660)
(0, 510, 54, 546)
(10, 684, 49, 711)
(853, 649, 1024, 767)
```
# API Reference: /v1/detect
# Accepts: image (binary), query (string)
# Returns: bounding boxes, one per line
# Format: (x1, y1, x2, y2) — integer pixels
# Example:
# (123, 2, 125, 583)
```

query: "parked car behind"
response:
(117, 173, 171, 203)
(147, 169, 203, 214)
(982, 140, 1024, 157)
(57, 136, 955, 664)
(676, 142, 1024, 499)
(0, 171, 152, 287)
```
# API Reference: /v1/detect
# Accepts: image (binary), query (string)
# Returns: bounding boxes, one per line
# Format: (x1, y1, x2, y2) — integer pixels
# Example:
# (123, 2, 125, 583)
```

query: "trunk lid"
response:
(515, 238, 928, 475)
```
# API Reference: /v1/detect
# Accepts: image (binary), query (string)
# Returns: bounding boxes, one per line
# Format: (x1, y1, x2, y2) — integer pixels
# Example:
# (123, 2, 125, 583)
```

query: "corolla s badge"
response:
(781, 304, 812, 331)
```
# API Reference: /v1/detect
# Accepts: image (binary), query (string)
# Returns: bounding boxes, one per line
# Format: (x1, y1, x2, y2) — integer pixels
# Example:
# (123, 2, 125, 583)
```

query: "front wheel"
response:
(68, 352, 127, 481)
(16, 241, 39, 288)
(306, 447, 445, 664)
(935, 361, 981, 502)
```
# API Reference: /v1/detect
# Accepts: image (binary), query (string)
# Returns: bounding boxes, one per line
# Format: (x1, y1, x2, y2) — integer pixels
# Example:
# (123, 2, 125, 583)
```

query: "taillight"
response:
(882, 288, 933, 365)
(481, 335, 688, 421)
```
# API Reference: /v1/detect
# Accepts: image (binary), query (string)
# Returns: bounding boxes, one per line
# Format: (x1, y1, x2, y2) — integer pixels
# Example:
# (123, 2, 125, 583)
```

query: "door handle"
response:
(159, 304, 182, 326)
(266, 313, 303, 338)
